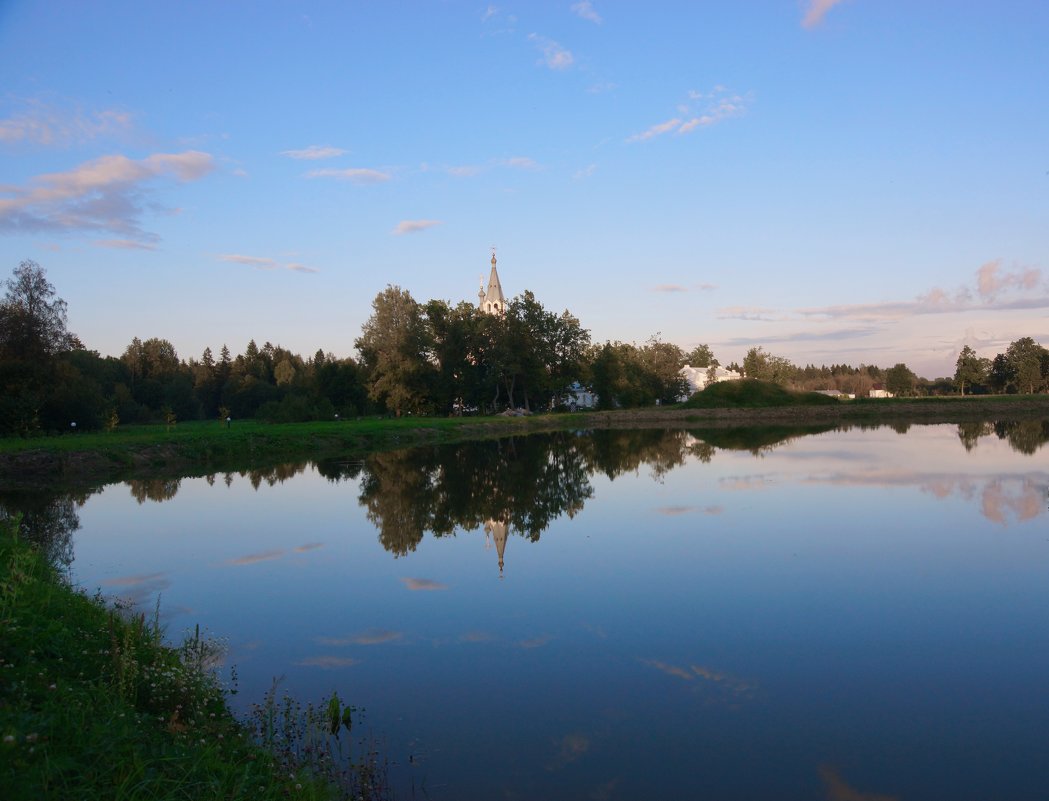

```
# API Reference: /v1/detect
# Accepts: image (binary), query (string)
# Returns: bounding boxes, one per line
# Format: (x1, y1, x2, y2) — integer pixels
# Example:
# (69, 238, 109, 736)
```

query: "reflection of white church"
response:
(483, 519, 509, 577)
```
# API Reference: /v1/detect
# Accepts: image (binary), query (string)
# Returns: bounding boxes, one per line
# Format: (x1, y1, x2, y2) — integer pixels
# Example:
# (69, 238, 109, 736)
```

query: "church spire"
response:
(479, 250, 505, 315)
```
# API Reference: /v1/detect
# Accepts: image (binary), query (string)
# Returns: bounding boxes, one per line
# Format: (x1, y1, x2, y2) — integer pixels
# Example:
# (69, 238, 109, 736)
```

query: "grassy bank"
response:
(0, 519, 385, 801)
(1, 391, 1048, 487)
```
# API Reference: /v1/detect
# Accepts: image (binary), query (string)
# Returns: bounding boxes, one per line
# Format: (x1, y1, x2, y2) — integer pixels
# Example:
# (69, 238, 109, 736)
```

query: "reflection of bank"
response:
(484, 519, 509, 577)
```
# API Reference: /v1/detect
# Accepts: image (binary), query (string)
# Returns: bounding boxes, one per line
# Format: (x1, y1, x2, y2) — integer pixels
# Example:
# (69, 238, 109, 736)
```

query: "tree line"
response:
(1, 259, 1047, 435)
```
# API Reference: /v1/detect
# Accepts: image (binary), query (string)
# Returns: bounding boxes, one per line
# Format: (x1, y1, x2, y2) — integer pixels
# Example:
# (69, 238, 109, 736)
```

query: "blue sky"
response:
(1, 0, 1046, 377)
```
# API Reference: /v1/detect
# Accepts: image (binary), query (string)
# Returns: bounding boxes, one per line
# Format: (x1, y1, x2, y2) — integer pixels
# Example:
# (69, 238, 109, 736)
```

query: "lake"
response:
(9, 421, 1049, 800)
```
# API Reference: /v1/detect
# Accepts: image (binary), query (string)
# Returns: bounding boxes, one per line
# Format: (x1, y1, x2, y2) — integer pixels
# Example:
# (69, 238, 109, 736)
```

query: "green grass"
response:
(0, 518, 388, 801)
(682, 379, 842, 409)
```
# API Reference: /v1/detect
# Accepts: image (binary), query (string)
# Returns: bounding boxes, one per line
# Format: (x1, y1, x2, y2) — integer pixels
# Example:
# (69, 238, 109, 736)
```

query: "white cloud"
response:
(0, 150, 214, 243)
(573, 163, 597, 180)
(482, 4, 498, 22)
(286, 263, 319, 274)
(393, 219, 442, 235)
(307, 167, 391, 183)
(802, 0, 847, 29)
(571, 1, 602, 24)
(446, 165, 482, 177)
(0, 101, 132, 146)
(529, 34, 574, 70)
(280, 145, 347, 160)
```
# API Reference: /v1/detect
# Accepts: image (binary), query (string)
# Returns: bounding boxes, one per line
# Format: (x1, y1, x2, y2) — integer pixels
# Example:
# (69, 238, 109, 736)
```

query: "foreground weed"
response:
(248, 681, 392, 801)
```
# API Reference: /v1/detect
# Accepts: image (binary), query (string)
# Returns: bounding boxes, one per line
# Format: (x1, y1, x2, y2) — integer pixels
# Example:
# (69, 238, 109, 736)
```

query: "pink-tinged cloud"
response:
(393, 219, 442, 235)
(571, 1, 602, 24)
(976, 259, 1041, 300)
(402, 577, 447, 591)
(628, 117, 682, 143)
(0, 102, 132, 146)
(629, 87, 750, 143)
(307, 167, 391, 183)
(653, 284, 688, 293)
(294, 542, 324, 552)
(95, 238, 158, 251)
(529, 34, 574, 70)
(220, 254, 317, 273)
(226, 549, 284, 566)
(0, 150, 214, 242)
(800, 263, 1049, 322)
(280, 145, 346, 160)
(296, 656, 360, 669)
(219, 254, 277, 269)
(802, 0, 847, 29)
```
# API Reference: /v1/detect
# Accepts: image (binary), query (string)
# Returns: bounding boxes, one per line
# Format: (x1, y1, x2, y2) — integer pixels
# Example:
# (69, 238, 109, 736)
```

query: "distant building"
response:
(478, 252, 506, 315)
(561, 381, 598, 411)
(678, 364, 742, 400)
(813, 389, 854, 399)
(869, 384, 894, 398)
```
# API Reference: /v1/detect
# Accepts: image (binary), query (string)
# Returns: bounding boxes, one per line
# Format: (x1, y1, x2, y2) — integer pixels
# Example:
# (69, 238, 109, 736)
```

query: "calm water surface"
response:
(21, 423, 1049, 799)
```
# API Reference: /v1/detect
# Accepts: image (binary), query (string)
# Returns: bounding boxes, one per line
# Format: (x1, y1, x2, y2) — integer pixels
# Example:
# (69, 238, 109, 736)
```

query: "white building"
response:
(678, 364, 742, 400)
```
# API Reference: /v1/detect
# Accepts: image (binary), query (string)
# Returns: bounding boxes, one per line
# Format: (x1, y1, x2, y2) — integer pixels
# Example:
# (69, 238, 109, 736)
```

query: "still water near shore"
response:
(16, 422, 1049, 800)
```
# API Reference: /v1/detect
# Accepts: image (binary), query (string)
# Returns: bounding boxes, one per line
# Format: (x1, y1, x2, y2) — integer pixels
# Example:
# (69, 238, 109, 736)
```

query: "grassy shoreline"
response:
(2, 394, 1048, 488)
(0, 519, 386, 800)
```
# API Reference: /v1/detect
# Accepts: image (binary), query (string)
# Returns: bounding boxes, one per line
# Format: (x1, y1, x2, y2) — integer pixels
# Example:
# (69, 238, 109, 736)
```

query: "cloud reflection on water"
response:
(317, 629, 403, 646)
(401, 577, 448, 591)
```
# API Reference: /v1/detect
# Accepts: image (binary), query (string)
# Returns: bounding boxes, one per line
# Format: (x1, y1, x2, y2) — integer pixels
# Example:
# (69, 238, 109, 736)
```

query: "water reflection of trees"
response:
(0, 489, 97, 570)
(123, 463, 312, 504)
(323, 426, 819, 558)
(958, 420, 1049, 454)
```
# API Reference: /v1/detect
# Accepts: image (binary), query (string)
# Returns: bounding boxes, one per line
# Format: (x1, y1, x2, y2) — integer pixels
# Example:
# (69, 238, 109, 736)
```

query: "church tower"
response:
(478, 252, 506, 316)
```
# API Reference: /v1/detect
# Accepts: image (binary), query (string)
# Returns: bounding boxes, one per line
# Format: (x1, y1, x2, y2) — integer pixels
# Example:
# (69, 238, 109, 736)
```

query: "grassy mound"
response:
(683, 379, 842, 409)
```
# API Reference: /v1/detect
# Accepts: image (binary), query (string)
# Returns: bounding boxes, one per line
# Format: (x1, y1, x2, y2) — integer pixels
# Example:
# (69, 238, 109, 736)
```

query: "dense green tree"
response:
(885, 362, 918, 396)
(685, 344, 718, 368)
(356, 285, 432, 416)
(1005, 337, 1047, 394)
(0, 260, 73, 361)
(641, 337, 689, 403)
(987, 353, 1013, 393)
(954, 345, 987, 395)
(741, 347, 796, 385)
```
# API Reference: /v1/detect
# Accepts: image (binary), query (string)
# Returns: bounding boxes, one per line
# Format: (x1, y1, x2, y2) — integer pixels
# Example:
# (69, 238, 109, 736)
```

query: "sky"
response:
(1, 0, 1047, 378)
